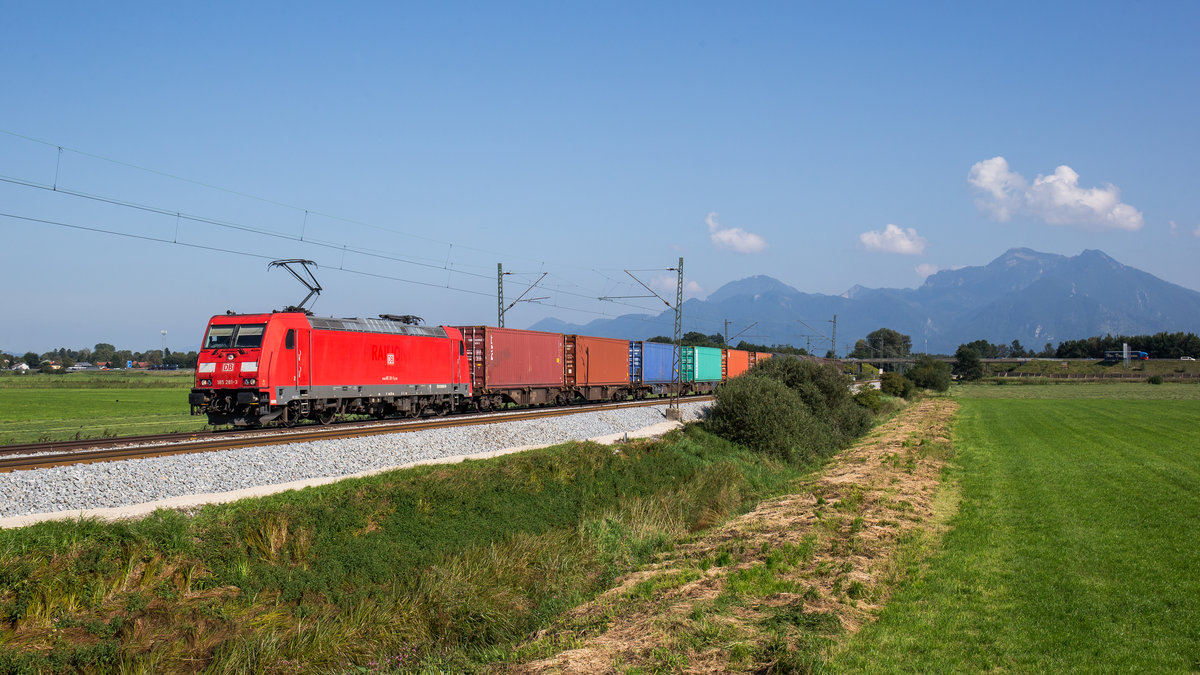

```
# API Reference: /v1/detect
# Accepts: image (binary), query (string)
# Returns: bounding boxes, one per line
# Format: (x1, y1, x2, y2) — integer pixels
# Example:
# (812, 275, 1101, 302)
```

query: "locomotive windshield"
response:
(204, 324, 266, 349)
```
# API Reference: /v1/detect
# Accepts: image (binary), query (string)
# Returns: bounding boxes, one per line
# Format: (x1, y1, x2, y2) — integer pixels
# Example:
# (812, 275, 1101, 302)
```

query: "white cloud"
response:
(1171, 220, 1179, 236)
(915, 263, 940, 278)
(706, 212, 766, 253)
(859, 224, 927, 255)
(968, 156, 1143, 231)
(1193, 224, 1200, 238)
(650, 276, 704, 297)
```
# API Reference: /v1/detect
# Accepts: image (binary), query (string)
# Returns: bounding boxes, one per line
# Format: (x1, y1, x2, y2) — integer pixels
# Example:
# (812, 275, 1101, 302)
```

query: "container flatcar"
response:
(567, 334, 632, 401)
(456, 326, 567, 408)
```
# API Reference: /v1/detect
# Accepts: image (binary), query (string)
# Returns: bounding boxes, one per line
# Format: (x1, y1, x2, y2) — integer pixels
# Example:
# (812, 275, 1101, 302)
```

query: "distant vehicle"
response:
(1104, 350, 1149, 361)
(1182, 356, 1196, 361)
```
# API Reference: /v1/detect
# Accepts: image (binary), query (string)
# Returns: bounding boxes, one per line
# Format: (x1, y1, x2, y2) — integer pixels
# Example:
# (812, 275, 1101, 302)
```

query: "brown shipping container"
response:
(456, 326, 565, 390)
(726, 349, 751, 378)
(568, 335, 631, 386)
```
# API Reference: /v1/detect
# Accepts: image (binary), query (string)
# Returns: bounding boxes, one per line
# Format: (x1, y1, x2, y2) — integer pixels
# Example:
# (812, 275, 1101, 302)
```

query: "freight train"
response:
(188, 311, 771, 427)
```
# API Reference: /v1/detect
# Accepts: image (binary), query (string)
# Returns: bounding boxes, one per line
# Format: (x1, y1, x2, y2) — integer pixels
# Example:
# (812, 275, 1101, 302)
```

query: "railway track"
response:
(0, 397, 712, 473)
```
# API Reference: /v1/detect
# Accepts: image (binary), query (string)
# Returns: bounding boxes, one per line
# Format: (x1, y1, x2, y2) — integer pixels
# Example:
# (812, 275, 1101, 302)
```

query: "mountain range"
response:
(529, 248, 1200, 354)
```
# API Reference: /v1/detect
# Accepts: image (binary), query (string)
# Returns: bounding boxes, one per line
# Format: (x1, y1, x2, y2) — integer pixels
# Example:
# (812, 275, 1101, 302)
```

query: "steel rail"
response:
(0, 396, 713, 473)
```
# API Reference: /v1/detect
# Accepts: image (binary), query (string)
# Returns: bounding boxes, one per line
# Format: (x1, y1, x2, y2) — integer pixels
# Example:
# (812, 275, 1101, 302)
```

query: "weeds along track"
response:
(0, 396, 712, 473)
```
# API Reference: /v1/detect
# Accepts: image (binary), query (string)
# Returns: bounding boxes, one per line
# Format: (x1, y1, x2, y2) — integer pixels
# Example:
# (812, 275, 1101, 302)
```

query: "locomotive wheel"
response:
(281, 406, 297, 428)
(318, 409, 336, 425)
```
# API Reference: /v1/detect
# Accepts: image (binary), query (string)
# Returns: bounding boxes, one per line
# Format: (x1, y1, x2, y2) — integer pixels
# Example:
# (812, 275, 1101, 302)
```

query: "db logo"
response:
(222, 363, 235, 372)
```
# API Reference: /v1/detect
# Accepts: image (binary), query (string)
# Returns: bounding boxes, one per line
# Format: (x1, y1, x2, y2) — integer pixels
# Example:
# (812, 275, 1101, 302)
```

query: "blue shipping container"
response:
(630, 341, 676, 384)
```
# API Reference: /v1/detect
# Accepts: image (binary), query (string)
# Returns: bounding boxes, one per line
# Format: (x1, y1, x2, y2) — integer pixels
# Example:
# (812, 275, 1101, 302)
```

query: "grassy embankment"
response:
(0, 371, 203, 445)
(0, 420, 826, 673)
(829, 382, 1200, 672)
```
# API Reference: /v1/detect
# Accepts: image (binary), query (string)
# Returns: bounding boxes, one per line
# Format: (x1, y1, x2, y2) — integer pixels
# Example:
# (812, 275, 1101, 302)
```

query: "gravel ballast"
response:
(0, 402, 710, 522)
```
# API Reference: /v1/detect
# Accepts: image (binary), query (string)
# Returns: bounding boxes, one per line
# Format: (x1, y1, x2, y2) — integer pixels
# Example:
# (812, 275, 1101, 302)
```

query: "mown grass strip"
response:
(830, 396, 1200, 673)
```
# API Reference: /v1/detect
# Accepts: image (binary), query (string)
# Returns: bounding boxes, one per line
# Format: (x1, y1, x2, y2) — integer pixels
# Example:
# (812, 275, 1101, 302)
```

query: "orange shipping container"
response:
(726, 349, 751, 378)
(567, 335, 630, 386)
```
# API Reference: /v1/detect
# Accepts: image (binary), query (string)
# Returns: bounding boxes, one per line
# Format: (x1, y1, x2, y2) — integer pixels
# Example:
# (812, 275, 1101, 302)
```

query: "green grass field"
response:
(831, 384, 1200, 672)
(0, 372, 205, 444)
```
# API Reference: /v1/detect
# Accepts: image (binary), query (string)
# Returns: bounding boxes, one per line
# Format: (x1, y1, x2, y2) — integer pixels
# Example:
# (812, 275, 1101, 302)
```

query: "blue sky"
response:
(2, 2, 1197, 353)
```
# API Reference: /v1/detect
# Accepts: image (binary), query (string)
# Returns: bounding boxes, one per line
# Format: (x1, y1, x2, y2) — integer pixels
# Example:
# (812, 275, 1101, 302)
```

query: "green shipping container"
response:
(681, 346, 723, 382)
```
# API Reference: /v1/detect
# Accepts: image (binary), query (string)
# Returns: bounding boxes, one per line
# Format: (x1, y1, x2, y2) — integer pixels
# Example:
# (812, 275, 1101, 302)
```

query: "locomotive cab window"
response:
(204, 324, 267, 350)
(203, 325, 234, 349)
(234, 324, 267, 348)
(285, 329, 295, 349)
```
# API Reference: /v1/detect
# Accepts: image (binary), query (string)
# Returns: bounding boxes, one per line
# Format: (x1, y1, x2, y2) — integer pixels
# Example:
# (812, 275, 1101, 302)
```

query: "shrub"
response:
(749, 356, 854, 413)
(1148, 375, 1164, 385)
(908, 356, 952, 392)
(880, 372, 914, 399)
(853, 387, 883, 412)
(707, 375, 830, 464)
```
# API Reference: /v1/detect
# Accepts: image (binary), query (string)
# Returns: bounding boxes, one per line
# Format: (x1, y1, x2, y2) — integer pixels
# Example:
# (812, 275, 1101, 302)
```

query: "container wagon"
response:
(566, 334, 632, 401)
(723, 348, 751, 379)
(630, 340, 678, 397)
(456, 326, 567, 408)
(681, 345, 723, 394)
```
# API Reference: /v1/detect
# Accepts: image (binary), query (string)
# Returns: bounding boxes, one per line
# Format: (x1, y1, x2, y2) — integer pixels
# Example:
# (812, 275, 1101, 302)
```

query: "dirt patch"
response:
(511, 397, 959, 674)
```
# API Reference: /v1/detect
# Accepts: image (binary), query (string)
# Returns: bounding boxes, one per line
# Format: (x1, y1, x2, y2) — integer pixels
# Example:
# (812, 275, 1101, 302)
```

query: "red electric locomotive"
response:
(189, 312, 470, 426)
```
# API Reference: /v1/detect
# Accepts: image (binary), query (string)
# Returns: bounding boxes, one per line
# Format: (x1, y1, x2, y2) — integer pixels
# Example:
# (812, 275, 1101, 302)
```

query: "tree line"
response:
(647, 332, 810, 355)
(2, 343, 199, 370)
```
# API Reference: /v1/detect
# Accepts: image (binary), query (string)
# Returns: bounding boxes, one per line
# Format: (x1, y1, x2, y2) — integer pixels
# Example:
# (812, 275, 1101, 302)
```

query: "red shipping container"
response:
(568, 335, 630, 386)
(456, 326, 565, 390)
(726, 349, 751, 378)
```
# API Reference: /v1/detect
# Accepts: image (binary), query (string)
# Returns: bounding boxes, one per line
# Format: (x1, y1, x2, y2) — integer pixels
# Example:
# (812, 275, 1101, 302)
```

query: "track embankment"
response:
(0, 401, 710, 528)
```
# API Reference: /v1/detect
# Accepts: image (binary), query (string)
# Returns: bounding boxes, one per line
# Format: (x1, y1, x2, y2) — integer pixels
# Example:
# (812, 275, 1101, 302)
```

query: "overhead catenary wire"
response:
(0, 130, 744, 334)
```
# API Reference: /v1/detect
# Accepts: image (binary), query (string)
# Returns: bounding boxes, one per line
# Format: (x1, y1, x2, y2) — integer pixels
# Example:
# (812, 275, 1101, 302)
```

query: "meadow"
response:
(830, 382, 1200, 672)
(0, 372, 204, 445)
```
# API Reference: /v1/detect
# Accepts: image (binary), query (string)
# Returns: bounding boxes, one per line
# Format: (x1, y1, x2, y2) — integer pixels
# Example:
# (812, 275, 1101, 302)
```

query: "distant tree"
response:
(93, 342, 116, 365)
(908, 355, 951, 391)
(954, 345, 984, 381)
(22, 352, 39, 368)
(647, 336, 673, 344)
(1009, 340, 1027, 358)
(850, 327, 912, 359)
(735, 341, 808, 356)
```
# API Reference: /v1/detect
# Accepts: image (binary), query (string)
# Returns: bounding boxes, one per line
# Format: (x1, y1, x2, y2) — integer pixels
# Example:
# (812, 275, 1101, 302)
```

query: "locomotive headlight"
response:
(200, 379, 212, 386)
(243, 378, 257, 386)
